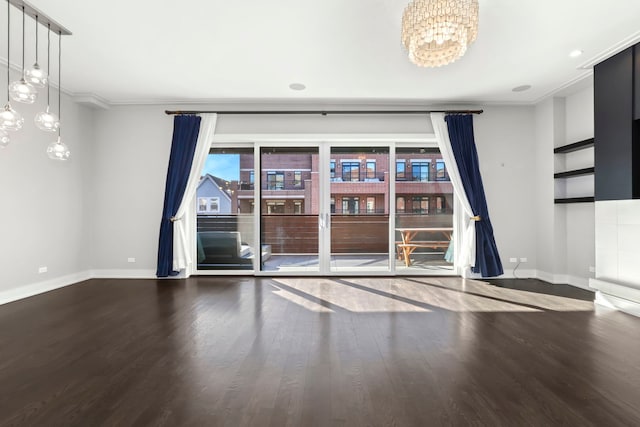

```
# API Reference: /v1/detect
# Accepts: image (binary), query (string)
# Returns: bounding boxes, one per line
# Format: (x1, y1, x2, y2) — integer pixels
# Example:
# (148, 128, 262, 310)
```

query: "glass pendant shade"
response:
(46, 136, 70, 160)
(25, 64, 47, 88)
(0, 129, 9, 147)
(0, 104, 24, 131)
(34, 106, 60, 132)
(9, 78, 37, 104)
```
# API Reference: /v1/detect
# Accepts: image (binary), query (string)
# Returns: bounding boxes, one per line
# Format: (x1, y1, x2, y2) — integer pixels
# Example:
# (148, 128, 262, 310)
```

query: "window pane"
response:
(366, 161, 376, 179)
(396, 161, 406, 179)
(395, 147, 453, 271)
(197, 149, 254, 271)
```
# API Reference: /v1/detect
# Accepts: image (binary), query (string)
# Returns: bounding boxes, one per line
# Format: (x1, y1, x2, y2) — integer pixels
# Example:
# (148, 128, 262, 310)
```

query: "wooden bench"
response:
(397, 241, 450, 266)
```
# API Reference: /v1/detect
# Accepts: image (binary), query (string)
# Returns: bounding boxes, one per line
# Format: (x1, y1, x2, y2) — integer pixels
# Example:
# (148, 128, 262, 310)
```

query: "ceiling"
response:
(5, 0, 640, 106)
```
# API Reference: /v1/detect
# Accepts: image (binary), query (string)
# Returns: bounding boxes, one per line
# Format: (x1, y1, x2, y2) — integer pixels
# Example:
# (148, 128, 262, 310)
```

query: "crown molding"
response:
(578, 30, 640, 70)
(72, 93, 110, 110)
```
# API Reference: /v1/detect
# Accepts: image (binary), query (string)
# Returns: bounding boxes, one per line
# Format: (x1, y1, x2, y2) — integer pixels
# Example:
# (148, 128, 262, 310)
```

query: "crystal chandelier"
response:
(401, 0, 479, 67)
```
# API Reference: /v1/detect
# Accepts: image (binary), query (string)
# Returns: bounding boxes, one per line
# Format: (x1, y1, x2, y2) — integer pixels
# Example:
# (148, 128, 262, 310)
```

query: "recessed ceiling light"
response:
(569, 49, 583, 58)
(289, 83, 306, 91)
(512, 85, 532, 92)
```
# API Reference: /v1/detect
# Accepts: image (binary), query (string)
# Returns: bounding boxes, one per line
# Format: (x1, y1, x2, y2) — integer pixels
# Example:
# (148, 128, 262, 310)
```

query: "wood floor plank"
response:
(0, 276, 639, 426)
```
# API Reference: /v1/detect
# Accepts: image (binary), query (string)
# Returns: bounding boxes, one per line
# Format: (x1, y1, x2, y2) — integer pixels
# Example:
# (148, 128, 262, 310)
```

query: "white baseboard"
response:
(594, 291, 640, 318)
(534, 270, 592, 290)
(0, 271, 92, 306)
(90, 269, 157, 279)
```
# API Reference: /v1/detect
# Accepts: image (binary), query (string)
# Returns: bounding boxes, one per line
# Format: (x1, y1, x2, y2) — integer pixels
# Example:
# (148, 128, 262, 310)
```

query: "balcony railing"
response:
(236, 174, 450, 190)
(331, 172, 386, 182)
(396, 175, 450, 182)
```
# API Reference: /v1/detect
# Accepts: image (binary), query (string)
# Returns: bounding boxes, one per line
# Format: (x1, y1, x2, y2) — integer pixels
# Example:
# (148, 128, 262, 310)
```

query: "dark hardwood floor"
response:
(1, 276, 639, 426)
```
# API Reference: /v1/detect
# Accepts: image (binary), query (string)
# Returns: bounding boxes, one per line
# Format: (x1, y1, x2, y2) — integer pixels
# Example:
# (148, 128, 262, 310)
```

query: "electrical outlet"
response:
(520, 257, 528, 263)
(127, 257, 136, 263)
(509, 257, 517, 263)
(38, 266, 48, 274)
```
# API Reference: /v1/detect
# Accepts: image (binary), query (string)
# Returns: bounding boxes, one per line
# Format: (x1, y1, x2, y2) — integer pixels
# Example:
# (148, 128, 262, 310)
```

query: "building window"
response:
(396, 161, 406, 179)
(342, 197, 359, 214)
(412, 196, 429, 214)
(330, 197, 336, 213)
(267, 172, 284, 190)
(396, 197, 406, 213)
(366, 197, 375, 213)
(366, 161, 376, 179)
(412, 162, 429, 182)
(293, 171, 302, 187)
(436, 160, 448, 181)
(198, 198, 208, 212)
(342, 162, 360, 182)
(198, 197, 220, 213)
(293, 200, 303, 214)
(250, 170, 254, 184)
(435, 196, 446, 214)
(266, 200, 285, 214)
(330, 161, 336, 179)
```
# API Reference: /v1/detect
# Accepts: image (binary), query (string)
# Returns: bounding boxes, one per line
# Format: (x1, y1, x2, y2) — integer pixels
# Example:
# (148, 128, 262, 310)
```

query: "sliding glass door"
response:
(329, 146, 390, 272)
(195, 141, 455, 276)
(394, 147, 454, 272)
(195, 147, 255, 271)
(259, 147, 320, 273)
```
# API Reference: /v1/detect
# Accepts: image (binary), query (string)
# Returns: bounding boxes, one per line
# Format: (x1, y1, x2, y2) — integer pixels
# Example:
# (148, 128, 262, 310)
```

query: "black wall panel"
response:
(635, 45, 640, 121)
(594, 47, 635, 200)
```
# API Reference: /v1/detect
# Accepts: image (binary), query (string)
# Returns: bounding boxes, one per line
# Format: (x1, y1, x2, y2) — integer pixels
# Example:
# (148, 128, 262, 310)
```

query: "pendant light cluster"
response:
(1, 0, 71, 160)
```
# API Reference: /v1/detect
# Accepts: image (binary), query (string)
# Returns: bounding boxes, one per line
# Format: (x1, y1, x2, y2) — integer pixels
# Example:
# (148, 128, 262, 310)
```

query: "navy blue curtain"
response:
(156, 115, 202, 277)
(445, 114, 503, 277)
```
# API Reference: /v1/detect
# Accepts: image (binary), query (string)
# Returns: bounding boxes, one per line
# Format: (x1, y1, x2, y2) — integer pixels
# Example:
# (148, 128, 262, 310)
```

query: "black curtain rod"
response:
(164, 109, 483, 116)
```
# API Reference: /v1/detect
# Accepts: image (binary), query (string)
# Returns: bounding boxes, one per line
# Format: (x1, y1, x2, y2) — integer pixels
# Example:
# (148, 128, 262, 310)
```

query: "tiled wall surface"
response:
(595, 200, 640, 287)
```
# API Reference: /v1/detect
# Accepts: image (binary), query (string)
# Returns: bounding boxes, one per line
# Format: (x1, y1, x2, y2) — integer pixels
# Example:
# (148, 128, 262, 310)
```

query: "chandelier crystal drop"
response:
(0, 104, 24, 131)
(34, 106, 60, 132)
(46, 136, 70, 160)
(0, 129, 10, 148)
(401, 0, 479, 67)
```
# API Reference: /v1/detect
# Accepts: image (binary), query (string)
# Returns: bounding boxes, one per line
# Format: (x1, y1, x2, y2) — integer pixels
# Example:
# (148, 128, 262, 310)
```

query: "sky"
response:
(202, 154, 239, 181)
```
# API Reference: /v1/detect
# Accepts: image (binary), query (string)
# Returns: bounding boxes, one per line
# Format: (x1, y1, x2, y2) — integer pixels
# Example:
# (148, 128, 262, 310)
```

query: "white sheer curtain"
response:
(172, 113, 218, 272)
(430, 112, 476, 272)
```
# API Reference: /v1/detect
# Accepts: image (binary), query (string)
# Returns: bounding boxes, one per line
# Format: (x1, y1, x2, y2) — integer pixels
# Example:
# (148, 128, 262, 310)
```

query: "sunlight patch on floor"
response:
(267, 277, 594, 313)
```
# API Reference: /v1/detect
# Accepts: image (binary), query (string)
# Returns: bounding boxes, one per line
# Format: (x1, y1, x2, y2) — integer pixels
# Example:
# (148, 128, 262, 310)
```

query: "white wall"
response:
(533, 86, 595, 289)
(89, 106, 174, 276)
(564, 87, 595, 285)
(474, 106, 538, 277)
(0, 82, 94, 302)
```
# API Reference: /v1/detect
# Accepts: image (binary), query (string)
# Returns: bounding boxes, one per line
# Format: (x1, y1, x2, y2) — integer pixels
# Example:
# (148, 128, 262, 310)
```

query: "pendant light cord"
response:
(6, 0, 9, 101)
(35, 15, 39, 64)
(47, 24, 50, 106)
(21, 6, 25, 76)
(58, 30, 61, 137)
